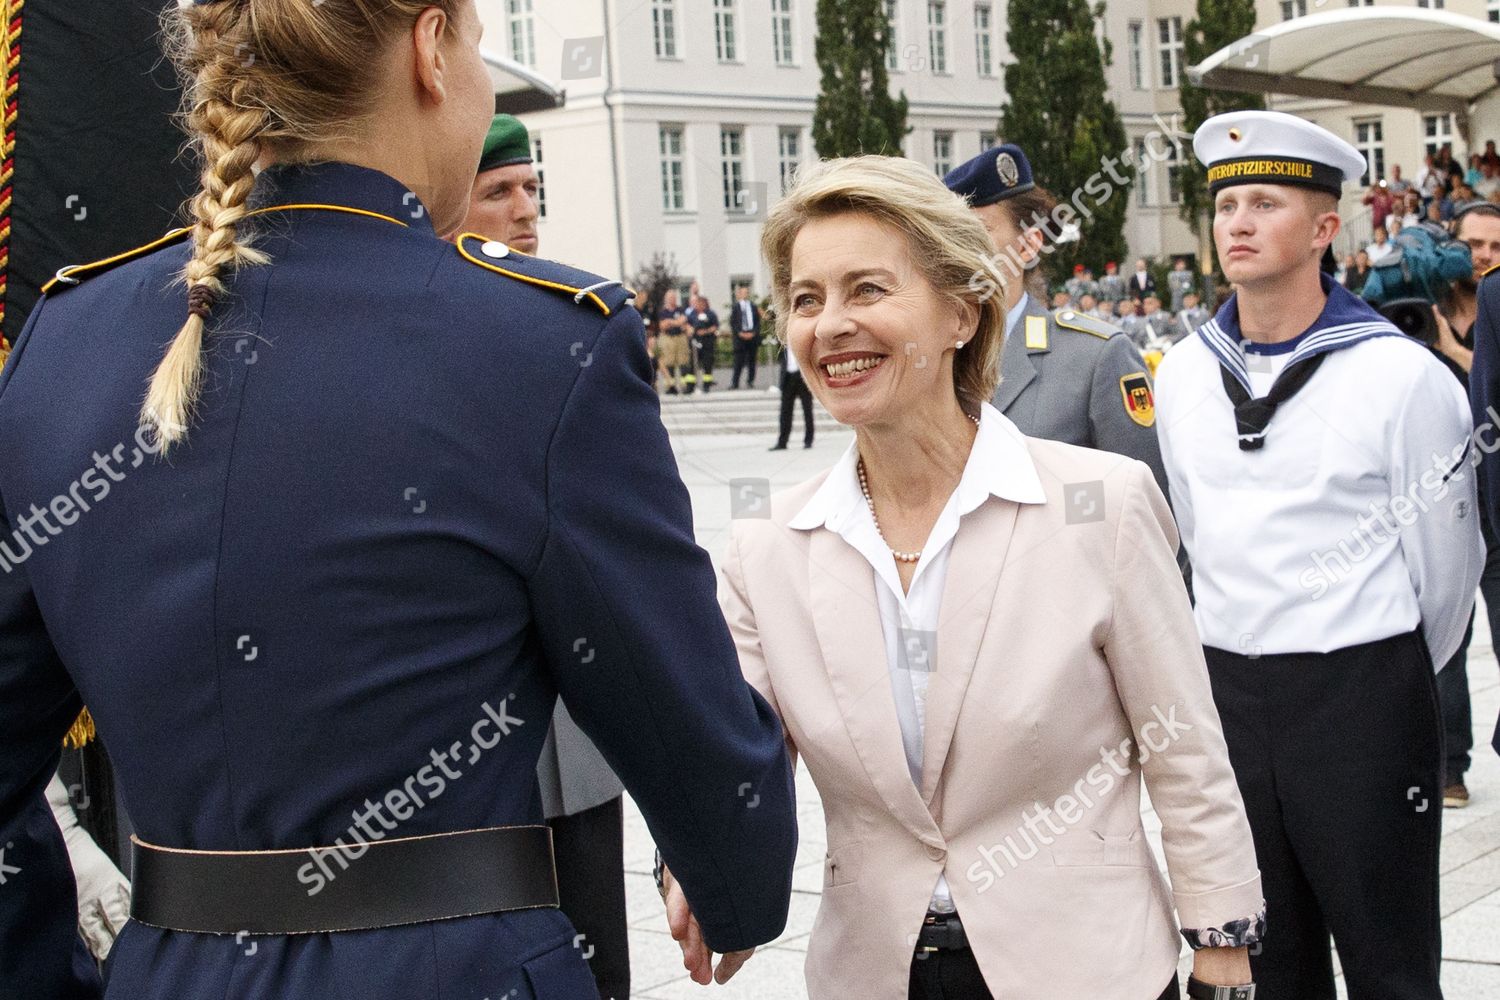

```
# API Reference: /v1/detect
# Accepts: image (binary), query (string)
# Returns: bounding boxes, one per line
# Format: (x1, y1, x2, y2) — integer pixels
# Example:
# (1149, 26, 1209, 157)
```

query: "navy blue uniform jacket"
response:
(0, 162, 796, 999)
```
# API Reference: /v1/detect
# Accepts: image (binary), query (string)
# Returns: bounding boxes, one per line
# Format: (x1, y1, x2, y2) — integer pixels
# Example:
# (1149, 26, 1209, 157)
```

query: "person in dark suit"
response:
(0, 2, 797, 997)
(729, 285, 763, 388)
(1130, 257, 1157, 303)
(771, 336, 815, 450)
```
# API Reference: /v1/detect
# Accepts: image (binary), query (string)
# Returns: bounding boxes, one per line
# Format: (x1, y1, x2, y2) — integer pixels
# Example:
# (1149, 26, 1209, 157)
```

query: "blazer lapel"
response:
(919, 499, 1019, 805)
(992, 300, 1044, 413)
(808, 529, 941, 842)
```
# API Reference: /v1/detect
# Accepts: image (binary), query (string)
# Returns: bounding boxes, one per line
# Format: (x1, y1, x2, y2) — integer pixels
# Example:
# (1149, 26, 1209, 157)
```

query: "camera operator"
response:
(1431, 201, 1500, 808)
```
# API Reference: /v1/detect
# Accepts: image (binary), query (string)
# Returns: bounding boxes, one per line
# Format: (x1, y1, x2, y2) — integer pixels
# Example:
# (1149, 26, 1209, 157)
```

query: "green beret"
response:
(478, 115, 533, 173)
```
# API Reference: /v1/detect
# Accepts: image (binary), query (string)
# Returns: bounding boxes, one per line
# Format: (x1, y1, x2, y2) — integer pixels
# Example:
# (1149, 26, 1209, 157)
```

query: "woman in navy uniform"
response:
(0, 2, 796, 998)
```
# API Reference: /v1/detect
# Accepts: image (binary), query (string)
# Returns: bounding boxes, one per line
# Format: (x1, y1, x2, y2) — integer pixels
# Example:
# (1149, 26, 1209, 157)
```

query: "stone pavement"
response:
(618, 417, 1500, 999)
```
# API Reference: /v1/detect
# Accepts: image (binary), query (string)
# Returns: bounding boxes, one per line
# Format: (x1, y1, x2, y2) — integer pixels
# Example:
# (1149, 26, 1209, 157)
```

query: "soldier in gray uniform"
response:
(1117, 298, 1151, 350)
(1167, 257, 1197, 312)
(1177, 291, 1211, 341)
(943, 143, 1169, 497)
(1098, 261, 1127, 305)
(1142, 296, 1180, 346)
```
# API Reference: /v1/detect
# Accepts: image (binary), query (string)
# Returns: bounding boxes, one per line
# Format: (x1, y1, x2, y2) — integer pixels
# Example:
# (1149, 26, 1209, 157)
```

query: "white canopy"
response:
(1186, 8, 1500, 116)
(484, 49, 565, 115)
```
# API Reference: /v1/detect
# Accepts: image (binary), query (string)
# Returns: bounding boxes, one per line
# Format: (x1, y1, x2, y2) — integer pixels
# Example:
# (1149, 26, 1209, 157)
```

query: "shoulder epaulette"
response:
(1485, 261, 1500, 280)
(455, 233, 635, 317)
(41, 227, 192, 296)
(1052, 308, 1119, 340)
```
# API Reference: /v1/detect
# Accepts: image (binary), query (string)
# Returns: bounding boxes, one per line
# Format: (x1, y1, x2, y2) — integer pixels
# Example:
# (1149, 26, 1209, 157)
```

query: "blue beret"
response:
(943, 144, 1035, 208)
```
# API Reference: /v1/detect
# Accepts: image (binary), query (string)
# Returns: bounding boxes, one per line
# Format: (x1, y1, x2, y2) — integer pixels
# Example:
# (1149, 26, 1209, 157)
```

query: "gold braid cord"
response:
(0, 0, 18, 370)
(64, 707, 95, 749)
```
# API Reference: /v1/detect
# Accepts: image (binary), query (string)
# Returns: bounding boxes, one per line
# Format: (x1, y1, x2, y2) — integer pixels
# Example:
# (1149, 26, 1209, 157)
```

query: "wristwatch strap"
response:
(1186, 975, 1255, 1000)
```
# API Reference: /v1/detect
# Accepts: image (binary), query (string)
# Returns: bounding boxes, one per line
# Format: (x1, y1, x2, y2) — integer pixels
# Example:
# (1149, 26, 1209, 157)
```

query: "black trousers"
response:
(776, 371, 814, 447)
(1436, 502, 1500, 782)
(731, 336, 759, 387)
(907, 948, 1178, 1000)
(694, 334, 717, 388)
(1205, 631, 1443, 1000)
(548, 797, 629, 1000)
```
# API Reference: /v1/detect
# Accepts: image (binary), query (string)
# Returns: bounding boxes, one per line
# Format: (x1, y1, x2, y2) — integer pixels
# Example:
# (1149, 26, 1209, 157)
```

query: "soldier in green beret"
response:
(454, 114, 541, 254)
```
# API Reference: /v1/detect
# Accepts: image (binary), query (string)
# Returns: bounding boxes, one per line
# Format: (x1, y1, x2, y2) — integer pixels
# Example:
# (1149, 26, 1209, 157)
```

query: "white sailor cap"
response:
(1193, 110, 1368, 198)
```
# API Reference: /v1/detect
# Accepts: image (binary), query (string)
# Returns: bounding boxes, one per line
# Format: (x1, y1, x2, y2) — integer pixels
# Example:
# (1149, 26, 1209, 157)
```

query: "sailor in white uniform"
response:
(1155, 111, 1480, 1000)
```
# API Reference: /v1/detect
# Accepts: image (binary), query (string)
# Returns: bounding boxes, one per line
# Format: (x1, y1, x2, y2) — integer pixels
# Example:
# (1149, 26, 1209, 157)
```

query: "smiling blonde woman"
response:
(663, 157, 1266, 1000)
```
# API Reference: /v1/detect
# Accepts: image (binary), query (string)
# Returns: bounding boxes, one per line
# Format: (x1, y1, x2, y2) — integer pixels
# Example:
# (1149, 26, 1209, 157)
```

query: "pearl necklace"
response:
(857, 413, 980, 564)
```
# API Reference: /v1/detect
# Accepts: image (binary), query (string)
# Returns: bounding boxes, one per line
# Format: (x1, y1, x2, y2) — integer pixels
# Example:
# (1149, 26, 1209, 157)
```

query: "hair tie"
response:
(187, 283, 219, 319)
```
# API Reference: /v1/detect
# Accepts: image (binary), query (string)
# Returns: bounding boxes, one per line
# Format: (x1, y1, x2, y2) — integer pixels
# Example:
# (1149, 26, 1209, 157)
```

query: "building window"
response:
(1157, 17, 1182, 89)
(1416, 0, 1444, 7)
(1354, 118, 1384, 187)
(659, 125, 686, 211)
(979, 131, 997, 151)
(885, 0, 901, 72)
(1135, 139, 1151, 206)
(721, 127, 748, 212)
(771, 0, 796, 65)
(1490, 0, 1499, 21)
(974, 3, 994, 77)
(1165, 144, 1183, 205)
(715, 0, 739, 62)
(506, 0, 536, 69)
(1128, 20, 1146, 89)
(933, 131, 954, 176)
(928, 1, 948, 74)
(1423, 113, 1455, 157)
(653, 0, 678, 59)
(531, 135, 546, 219)
(778, 126, 802, 194)
(1279, 0, 1306, 19)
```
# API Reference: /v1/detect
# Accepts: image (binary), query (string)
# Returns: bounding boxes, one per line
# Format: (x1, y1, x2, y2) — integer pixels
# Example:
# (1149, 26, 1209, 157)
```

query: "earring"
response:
(956, 340, 965, 349)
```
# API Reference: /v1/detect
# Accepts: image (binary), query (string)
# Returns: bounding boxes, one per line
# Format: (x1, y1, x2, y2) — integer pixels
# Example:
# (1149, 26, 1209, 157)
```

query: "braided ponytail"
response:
(150, 0, 462, 451)
(145, 4, 269, 451)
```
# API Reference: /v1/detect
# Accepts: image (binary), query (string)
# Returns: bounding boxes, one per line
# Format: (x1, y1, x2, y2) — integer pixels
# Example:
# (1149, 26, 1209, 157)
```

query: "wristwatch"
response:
(652, 849, 665, 896)
(1186, 975, 1255, 1000)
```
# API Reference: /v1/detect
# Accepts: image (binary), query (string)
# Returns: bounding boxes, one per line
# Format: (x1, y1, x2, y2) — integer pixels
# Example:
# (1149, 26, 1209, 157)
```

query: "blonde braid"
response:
(142, 10, 270, 452)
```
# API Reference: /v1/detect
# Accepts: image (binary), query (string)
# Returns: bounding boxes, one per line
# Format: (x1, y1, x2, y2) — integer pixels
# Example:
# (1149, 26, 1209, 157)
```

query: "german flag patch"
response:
(1120, 372, 1155, 428)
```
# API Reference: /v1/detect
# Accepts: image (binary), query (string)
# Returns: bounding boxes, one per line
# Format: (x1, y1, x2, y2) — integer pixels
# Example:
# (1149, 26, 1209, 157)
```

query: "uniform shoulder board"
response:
(455, 233, 635, 317)
(41, 227, 192, 296)
(1485, 261, 1500, 280)
(1052, 308, 1119, 340)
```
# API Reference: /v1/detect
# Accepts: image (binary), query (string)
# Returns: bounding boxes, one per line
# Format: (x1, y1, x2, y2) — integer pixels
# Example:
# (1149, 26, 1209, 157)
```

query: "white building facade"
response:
(476, 0, 1495, 302)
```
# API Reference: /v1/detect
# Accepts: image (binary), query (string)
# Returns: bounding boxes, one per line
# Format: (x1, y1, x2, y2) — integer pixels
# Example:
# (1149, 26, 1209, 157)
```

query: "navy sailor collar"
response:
(1195, 271, 1404, 393)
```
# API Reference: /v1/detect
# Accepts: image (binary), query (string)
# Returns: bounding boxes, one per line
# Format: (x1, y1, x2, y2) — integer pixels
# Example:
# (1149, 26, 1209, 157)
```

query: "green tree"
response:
(812, 0, 909, 158)
(1178, 0, 1264, 234)
(999, 0, 1132, 285)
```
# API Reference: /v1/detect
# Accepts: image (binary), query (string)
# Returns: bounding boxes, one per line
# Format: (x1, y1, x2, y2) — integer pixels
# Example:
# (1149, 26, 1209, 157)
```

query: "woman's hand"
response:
(1432, 305, 1474, 372)
(1191, 945, 1252, 987)
(660, 864, 756, 984)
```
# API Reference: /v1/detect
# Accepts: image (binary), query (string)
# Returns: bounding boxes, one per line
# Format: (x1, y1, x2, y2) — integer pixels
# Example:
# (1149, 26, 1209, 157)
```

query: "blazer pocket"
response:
(1049, 829, 1153, 868)
(823, 841, 864, 889)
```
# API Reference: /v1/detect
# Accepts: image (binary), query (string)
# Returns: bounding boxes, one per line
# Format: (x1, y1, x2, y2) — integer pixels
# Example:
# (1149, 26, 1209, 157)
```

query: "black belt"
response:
(914, 911, 970, 952)
(130, 825, 558, 935)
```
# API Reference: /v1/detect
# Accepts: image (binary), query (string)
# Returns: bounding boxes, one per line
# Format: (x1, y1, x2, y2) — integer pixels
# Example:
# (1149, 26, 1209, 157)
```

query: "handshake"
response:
(654, 850, 756, 986)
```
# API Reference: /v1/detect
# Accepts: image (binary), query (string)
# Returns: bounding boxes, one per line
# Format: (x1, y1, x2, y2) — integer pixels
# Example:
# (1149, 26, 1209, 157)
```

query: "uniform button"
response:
(1060, 311, 1075, 321)
(480, 240, 510, 259)
(926, 844, 946, 861)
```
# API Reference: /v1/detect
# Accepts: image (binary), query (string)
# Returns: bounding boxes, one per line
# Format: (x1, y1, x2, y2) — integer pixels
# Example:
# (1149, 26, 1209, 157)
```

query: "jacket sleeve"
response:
(1393, 354, 1481, 670)
(1102, 461, 1263, 936)
(525, 306, 797, 954)
(717, 526, 798, 772)
(0, 300, 103, 1000)
(1472, 274, 1500, 529)
(1087, 334, 1171, 502)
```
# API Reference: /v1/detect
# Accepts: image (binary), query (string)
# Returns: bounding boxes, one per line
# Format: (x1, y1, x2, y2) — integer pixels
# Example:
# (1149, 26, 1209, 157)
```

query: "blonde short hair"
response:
(761, 156, 1006, 414)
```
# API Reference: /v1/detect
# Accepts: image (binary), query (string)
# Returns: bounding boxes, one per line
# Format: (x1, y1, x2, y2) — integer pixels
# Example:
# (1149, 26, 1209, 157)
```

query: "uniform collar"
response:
(788, 402, 1046, 533)
(1004, 292, 1032, 338)
(1196, 271, 1403, 392)
(250, 161, 437, 236)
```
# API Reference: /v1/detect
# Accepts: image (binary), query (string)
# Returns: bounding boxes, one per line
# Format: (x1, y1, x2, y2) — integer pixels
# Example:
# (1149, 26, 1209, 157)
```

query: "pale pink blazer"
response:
(717, 432, 1262, 999)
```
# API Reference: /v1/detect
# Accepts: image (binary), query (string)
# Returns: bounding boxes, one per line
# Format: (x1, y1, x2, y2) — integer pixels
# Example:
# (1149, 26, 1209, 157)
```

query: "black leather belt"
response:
(130, 825, 558, 935)
(915, 911, 970, 952)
